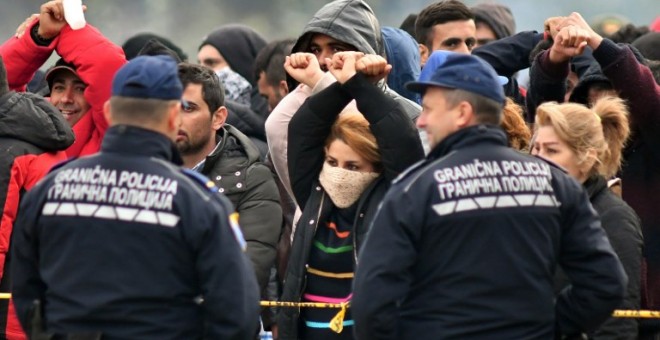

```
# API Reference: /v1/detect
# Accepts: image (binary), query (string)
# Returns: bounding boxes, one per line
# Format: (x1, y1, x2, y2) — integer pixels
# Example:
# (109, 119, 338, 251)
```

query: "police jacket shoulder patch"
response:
(180, 169, 218, 194)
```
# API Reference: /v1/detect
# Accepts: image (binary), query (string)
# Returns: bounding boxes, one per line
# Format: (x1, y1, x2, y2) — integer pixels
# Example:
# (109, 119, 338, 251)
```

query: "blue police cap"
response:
(112, 55, 183, 100)
(407, 52, 506, 104)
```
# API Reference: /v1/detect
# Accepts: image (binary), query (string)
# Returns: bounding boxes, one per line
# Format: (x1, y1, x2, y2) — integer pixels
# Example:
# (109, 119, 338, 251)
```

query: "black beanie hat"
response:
(122, 33, 188, 62)
(199, 24, 267, 86)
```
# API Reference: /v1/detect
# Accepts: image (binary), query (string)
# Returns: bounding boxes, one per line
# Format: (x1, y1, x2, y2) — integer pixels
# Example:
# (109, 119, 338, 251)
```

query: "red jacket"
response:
(0, 19, 126, 157)
(0, 20, 124, 339)
(0, 91, 75, 339)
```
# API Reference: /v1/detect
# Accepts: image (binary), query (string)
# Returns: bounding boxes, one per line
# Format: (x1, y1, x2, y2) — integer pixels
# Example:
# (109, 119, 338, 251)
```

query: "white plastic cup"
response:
(62, 0, 86, 30)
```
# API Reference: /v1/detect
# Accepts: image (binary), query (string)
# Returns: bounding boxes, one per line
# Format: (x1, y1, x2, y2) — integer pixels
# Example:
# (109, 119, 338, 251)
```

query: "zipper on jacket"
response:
(300, 192, 325, 315)
(351, 188, 372, 266)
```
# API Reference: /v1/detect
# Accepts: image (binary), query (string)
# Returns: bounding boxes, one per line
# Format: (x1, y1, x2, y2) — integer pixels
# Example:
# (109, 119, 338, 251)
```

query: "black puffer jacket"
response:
(575, 176, 642, 340)
(278, 72, 424, 339)
(0, 91, 74, 338)
(554, 175, 643, 339)
(199, 124, 282, 292)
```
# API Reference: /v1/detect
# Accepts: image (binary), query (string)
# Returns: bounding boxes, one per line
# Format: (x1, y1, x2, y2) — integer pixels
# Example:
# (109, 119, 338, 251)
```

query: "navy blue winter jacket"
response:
(352, 125, 627, 340)
(11, 125, 260, 339)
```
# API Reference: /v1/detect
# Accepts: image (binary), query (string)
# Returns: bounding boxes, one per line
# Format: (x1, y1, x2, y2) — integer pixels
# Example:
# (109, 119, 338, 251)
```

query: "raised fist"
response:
(549, 25, 591, 63)
(284, 52, 324, 88)
(325, 51, 364, 84)
(355, 54, 391, 84)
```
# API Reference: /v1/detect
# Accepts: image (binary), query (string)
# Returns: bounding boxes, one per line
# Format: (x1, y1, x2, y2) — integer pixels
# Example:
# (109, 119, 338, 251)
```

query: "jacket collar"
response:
(428, 124, 508, 160)
(202, 125, 260, 171)
(583, 174, 608, 200)
(101, 125, 183, 165)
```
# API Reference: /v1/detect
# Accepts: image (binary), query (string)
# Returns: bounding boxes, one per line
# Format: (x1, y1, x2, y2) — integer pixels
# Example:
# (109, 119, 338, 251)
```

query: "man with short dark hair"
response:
(11, 55, 260, 339)
(414, 0, 476, 64)
(176, 62, 282, 294)
(352, 53, 627, 339)
(254, 39, 296, 112)
(415, 0, 537, 110)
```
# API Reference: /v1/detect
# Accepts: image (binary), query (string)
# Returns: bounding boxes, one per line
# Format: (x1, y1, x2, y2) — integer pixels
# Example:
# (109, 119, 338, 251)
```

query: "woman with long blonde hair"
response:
(532, 97, 643, 339)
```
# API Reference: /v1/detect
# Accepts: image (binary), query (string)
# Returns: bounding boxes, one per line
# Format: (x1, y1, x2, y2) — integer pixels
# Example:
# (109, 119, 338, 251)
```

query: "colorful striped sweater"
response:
(301, 206, 355, 339)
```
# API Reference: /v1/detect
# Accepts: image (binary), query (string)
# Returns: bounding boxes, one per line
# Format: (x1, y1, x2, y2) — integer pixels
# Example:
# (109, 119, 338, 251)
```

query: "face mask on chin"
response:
(318, 162, 379, 208)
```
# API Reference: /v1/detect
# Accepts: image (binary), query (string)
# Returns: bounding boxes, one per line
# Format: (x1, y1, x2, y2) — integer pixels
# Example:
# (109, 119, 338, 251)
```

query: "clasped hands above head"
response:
(544, 12, 604, 63)
(284, 51, 391, 88)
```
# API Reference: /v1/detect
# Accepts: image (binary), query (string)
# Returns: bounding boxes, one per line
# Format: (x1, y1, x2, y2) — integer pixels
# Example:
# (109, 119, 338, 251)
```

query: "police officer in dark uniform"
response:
(11, 55, 260, 339)
(352, 52, 627, 339)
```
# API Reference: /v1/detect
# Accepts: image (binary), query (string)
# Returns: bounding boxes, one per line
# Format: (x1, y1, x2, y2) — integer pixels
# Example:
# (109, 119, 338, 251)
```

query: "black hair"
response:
(415, 0, 474, 47)
(137, 39, 183, 63)
(254, 39, 296, 87)
(177, 63, 224, 114)
(399, 13, 418, 38)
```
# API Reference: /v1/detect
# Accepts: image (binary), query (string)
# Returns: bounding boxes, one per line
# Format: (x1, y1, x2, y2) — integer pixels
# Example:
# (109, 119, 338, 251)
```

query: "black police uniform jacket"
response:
(352, 125, 627, 340)
(10, 125, 260, 339)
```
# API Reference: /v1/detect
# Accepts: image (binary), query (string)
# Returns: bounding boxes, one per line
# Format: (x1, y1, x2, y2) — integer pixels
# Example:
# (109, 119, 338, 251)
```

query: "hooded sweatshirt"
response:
(265, 0, 423, 203)
(381, 27, 420, 103)
(0, 91, 74, 339)
(471, 3, 516, 40)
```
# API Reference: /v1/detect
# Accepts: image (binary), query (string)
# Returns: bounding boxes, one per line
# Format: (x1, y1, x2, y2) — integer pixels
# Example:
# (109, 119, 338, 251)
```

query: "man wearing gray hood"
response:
(265, 0, 425, 209)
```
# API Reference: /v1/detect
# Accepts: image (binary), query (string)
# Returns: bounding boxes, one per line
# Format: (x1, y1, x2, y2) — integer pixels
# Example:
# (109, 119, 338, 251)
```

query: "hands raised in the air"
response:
(284, 53, 324, 89)
(326, 52, 392, 84)
(549, 25, 591, 63)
